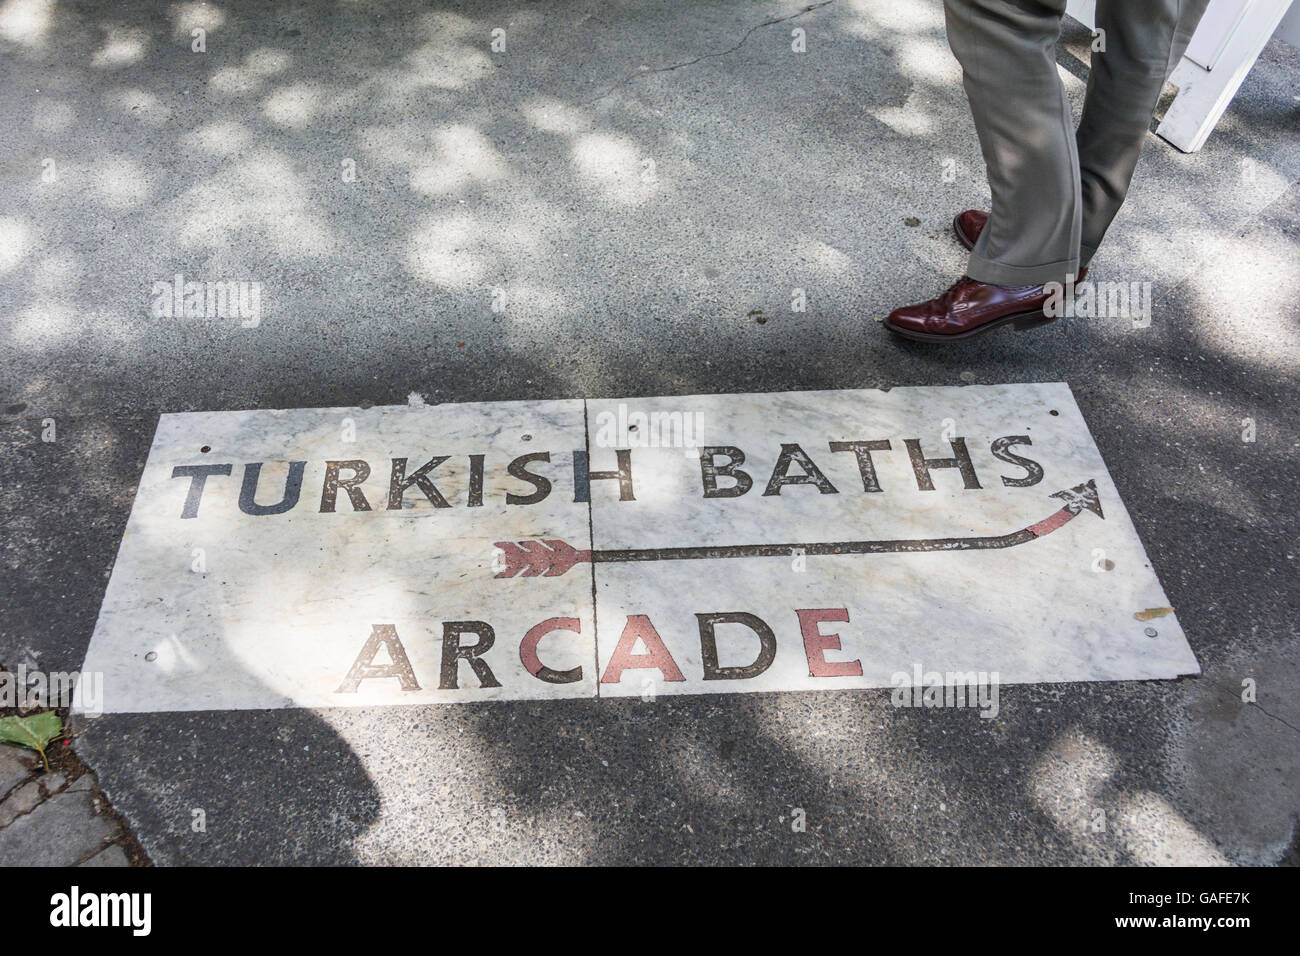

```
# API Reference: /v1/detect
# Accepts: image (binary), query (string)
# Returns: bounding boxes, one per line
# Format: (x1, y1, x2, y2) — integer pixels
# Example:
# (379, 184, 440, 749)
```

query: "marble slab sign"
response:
(582, 384, 1198, 698)
(77, 401, 598, 712)
(77, 384, 1198, 714)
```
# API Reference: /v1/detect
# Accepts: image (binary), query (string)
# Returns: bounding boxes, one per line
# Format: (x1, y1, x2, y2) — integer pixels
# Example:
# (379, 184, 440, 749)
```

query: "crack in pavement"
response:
(1213, 687, 1300, 736)
(584, 1, 835, 105)
(1250, 701, 1300, 736)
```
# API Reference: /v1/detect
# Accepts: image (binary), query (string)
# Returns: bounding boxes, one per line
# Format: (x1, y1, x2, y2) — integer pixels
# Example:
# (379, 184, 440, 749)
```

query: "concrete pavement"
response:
(1, 0, 1297, 864)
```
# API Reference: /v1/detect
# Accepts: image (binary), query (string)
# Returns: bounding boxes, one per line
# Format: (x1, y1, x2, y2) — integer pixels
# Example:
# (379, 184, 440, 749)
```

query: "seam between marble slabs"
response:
(583, 399, 601, 699)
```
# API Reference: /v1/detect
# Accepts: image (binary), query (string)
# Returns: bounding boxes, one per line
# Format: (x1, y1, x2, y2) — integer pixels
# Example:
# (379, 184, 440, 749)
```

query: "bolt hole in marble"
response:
(73, 384, 1197, 714)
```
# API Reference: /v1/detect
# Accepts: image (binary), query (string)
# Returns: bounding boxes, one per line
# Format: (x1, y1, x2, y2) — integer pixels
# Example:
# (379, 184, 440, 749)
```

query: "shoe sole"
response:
(953, 212, 978, 251)
(884, 308, 1055, 343)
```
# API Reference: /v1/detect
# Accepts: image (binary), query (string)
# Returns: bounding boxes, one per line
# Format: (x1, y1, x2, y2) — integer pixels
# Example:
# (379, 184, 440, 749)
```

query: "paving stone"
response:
(79, 401, 595, 712)
(78, 385, 1194, 714)
(77, 843, 131, 867)
(0, 780, 42, 828)
(587, 385, 1196, 698)
(0, 788, 116, 866)
(65, 774, 96, 793)
(40, 773, 67, 797)
(0, 747, 36, 798)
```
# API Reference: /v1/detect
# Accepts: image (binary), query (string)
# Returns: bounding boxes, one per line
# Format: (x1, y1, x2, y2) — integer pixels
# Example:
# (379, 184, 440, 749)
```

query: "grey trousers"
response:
(944, 0, 1211, 286)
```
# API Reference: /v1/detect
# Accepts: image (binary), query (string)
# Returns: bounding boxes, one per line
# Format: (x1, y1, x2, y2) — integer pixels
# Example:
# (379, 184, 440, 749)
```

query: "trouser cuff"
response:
(966, 252, 1081, 287)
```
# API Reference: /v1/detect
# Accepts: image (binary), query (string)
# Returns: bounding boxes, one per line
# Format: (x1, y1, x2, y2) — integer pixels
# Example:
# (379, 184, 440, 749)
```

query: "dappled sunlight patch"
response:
(413, 9, 480, 41)
(0, 0, 54, 48)
(149, 633, 200, 676)
(90, 25, 151, 69)
(220, 567, 419, 706)
(570, 132, 658, 206)
(405, 209, 545, 291)
(10, 301, 75, 350)
(497, 284, 569, 327)
(167, 0, 226, 41)
(839, 0, 944, 40)
(0, 216, 31, 273)
(244, 46, 292, 76)
(397, 41, 494, 91)
(183, 119, 253, 155)
(836, 0, 962, 91)
(1031, 730, 1231, 864)
(174, 149, 337, 261)
(316, 708, 599, 866)
(521, 96, 593, 136)
(872, 102, 933, 137)
(409, 124, 512, 195)
(262, 82, 327, 128)
(895, 35, 961, 85)
(1184, 231, 1300, 371)
(108, 88, 171, 125)
(234, 150, 309, 197)
(405, 211, 493, 290)
(11, 298, 140, 352)
(1112, 790, 1231, 866)
(208, 50, 291, 97)
(92, 154, 152, 209)
(1031, 730, 1119, 862)
(791, 236, 857, 278)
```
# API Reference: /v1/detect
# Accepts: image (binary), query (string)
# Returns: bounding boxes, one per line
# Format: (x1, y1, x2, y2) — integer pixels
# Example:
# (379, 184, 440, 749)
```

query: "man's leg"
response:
(883, 0, 1210, 343)
(1077, 0, 1211, 266)
(945, 0, 1079, 286)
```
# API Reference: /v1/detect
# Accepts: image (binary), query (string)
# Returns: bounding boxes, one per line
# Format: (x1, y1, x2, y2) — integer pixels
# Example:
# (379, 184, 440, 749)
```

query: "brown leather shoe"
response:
(884, 275, 1057, 343)
(953, 209, 987, 250)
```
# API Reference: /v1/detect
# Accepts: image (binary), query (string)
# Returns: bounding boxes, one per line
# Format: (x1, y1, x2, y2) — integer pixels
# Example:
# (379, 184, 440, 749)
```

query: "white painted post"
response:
(1158, 0, 1294, 152)
(1064, 0, 1295, 153)
(1066, 0, 1097, 27)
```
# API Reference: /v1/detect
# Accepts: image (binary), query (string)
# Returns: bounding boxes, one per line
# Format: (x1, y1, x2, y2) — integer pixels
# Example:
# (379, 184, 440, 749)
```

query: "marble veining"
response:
(76, 385, 1197, 714)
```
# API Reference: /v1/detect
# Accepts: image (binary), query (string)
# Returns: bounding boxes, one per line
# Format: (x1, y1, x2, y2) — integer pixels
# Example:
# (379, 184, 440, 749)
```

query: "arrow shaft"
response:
(589, 527, 1041, 565)
(496, 483, 1099, 578)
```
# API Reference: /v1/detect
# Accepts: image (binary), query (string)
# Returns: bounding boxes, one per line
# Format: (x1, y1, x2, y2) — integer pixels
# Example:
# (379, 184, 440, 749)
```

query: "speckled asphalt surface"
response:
(1, 0, 1298, 864)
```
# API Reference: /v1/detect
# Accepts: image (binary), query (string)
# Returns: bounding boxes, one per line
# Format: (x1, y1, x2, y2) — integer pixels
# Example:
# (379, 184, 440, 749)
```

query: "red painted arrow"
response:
(494, 479, 1104, 578)
(494, 538, 592, 577)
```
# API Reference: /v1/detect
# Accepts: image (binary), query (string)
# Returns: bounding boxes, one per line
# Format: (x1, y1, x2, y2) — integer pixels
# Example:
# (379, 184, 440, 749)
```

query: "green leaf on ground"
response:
(0, 712, 63, 771)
